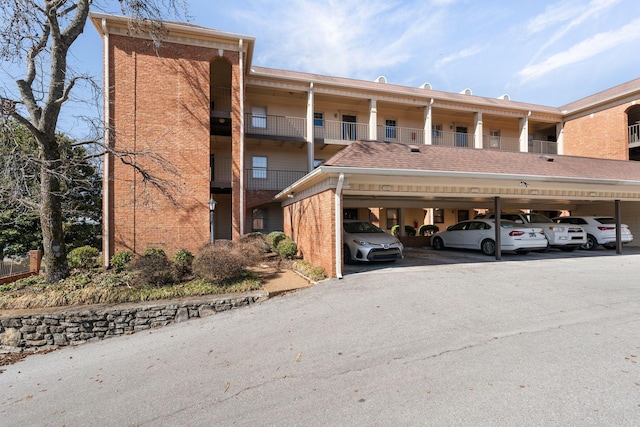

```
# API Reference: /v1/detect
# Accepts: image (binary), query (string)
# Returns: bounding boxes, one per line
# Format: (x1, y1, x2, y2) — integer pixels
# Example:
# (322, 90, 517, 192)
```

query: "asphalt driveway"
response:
(2, 253, 640, 426)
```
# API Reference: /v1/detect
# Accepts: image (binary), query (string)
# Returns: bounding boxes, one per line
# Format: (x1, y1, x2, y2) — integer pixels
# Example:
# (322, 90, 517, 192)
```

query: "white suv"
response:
(551, 216, 633, 250)
(476, 213, 587, 251)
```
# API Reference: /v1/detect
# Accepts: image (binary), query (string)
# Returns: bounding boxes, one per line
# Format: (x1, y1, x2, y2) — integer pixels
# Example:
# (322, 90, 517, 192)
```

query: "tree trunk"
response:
(40, 143, 69, 282)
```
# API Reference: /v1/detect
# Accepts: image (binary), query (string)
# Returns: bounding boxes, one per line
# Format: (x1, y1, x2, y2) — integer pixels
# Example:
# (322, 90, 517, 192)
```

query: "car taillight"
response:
(598, 226, 615, 231)
(509, 230, 524, 236)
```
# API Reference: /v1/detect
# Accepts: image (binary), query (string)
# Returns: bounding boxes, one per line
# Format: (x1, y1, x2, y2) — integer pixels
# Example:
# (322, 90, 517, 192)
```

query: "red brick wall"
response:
(284, 190, 336, 277)
(563, 103, 632, 160)
(107, 35, 240, 259)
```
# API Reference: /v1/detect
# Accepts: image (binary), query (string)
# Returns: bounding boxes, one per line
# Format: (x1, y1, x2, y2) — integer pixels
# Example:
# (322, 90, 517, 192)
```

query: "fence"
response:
(0, 250, 42, 285)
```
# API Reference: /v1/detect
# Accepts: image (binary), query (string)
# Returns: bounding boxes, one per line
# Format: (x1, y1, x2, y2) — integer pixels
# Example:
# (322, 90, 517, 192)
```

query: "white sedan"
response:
(431, 219, 548, 255)
(552, 216, 633, 250)
(343, 220, 404, 264)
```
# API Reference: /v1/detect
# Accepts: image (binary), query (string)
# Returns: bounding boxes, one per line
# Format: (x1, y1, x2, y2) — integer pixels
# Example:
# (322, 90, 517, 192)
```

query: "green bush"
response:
(192, 243, 249, 284)
(173, 248, 195, 278)
(67, 246, 100, 270)
(110, 250, 134, 272)
(276, 237, 298, 259)
(144, 248, 167, 258)
(293, 260, 327, 281)
(267, 231, 287, 250)
(127, 251, 173, 286)
(419, 224, 440, 236)
(391, 225, 417, 237)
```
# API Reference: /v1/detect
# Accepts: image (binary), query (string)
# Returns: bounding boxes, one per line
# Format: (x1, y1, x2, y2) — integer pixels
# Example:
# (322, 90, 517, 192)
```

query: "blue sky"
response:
(3, 0, 640, 139)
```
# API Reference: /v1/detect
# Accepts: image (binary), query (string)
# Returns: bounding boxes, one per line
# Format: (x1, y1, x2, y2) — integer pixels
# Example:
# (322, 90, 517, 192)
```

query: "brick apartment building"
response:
(91, 13, 640, 277)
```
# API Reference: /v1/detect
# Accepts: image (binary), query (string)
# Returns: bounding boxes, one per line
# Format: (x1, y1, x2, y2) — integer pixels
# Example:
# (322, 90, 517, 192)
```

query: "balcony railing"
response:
(529, 140, 558, 154)
(211, 156, 232, 187)
(432, 130, 473, 148)
(244, 169, 307, 191)
(0, 257, 30, 278)
(482, 135, 520, 152)
(244, 113, 306, 140)
(315, 120, 370, 142)
(211, 86, 232, 112)
(376, 125, 425, 144)
(629, 123, 640, 147)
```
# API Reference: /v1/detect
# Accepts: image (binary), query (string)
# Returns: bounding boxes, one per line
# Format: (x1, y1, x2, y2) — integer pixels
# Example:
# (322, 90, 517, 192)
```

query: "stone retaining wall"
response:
(0, 292, 268, 351)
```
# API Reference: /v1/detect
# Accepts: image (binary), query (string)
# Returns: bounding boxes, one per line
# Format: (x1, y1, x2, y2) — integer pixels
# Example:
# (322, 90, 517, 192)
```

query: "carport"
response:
(276, 140, 640, 278)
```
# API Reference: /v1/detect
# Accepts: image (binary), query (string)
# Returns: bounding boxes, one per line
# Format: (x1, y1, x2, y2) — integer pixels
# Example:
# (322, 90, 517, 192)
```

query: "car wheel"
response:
(343, 245, 354, 265)
(432, 237, 444, 250)
(559, 246, 578, 252)
(580, 235, 598, 251)
(481, 239, 495, 256)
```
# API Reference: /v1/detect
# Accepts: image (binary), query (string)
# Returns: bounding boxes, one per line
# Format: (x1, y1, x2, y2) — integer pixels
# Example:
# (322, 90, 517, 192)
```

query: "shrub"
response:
(144, 248, 167, 258)
(67, 246, 100, 270)
(192, 243, 249, 284)
(238, 233, 271, 259)
(173, 249, 195, 278)
(110, 250, 134, 272)
(419, 224, 440, 236)
(267, 231, 287, 250)
(293, 260, 327, 281)
(276, 237, 298, 259)
(391, 225, 417, 237)
(127, 250, 173, 286)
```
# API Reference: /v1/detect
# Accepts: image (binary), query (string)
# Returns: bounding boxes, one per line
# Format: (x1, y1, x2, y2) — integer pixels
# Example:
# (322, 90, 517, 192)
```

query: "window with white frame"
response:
(432, 124, 442, 138)
(490, 130, 500, 148)
(252, 208, 268, 231)
(251, 106, 267, 128)
(433, 208, 444, 223)
(252, 156, 267, 179)
(314, 112, 324, 127)
(386, 208, 399, 229)
(385, 119, 397, 139)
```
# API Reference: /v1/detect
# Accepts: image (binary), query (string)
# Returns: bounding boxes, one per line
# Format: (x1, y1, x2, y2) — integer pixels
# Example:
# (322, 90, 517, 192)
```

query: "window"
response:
(490, 130, 500, 148)
(252, 208, 267, 231)
(251, 106, 267, 128)
(457, 210, 469, 222)
(385, 119, 397, 139)
(386, 208, 399, 229)
(433, 208, 444, 223)
(432, 124, 442, 143)
(313, 159, 324, 168)
(252, 156, 267, 179)
(343, 209, 358, 220)
(314, 112, 324, 127)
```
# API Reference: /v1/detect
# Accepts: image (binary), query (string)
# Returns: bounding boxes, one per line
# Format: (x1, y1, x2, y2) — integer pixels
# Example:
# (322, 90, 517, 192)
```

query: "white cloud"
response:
(518, 16, 640, 82)
(435, 45, 483, 68)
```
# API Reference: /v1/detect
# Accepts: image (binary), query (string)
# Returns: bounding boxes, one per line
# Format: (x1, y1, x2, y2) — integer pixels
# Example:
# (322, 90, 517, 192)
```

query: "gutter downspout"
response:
(101, 18, 111, 267)
(335, 173, 345, 279)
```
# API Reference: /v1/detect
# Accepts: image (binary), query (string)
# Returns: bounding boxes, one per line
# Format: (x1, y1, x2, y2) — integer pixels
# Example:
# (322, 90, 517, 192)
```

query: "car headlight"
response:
(353, 239, 370, 245)
(549, 226, 565, 232)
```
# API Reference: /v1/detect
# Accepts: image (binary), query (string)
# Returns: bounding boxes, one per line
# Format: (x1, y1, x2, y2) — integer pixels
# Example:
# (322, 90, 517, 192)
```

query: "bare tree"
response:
(0, 1, 187, 282)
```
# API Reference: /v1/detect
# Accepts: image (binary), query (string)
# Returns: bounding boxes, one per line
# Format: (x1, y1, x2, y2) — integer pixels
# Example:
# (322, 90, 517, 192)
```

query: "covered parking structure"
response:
(276, 140, 640, 278)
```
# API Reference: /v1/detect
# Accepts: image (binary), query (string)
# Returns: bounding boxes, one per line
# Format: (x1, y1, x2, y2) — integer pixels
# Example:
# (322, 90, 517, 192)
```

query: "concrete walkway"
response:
(1, 254, 639, 426)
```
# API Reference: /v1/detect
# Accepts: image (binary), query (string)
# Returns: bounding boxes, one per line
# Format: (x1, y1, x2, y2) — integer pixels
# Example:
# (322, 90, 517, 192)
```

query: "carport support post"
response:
(615, 199, 622, 254)
(494, 196, 502, 261)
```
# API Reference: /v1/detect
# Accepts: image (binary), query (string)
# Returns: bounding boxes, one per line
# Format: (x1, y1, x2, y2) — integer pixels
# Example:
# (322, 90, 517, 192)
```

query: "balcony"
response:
(529, 140, 558, 154)
(315, 120, 370, 143)
(432, 130, 473, 148)
(482, 135, 520, 152)
(376, 125, 425, 144)
(245, 113, 306, 141)
(629, 124, 640, 148)
(244, 169, 307, 191)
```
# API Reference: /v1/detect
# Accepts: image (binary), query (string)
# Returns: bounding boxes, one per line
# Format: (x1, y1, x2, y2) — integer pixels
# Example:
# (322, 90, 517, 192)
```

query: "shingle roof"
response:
(323, 140, 640, 182)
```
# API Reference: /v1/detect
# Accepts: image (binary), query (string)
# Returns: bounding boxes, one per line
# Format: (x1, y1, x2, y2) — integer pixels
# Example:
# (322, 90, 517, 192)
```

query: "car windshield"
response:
(525, 213, 552, 223)
(343, 221, 384, 233)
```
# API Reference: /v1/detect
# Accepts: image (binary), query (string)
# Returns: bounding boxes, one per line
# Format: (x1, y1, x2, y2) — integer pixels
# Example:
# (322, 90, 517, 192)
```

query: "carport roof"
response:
(324, 140, 640, 183)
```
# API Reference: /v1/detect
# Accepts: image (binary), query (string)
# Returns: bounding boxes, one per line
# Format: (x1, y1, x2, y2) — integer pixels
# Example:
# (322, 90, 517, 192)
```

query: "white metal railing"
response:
(482, 135, 520, 152)
(315, 120, 369, 142)
(432, 130, 473, 148)
(245, 114, 306, 139)
(529, 140, 558, 154)
(376, 125, 425, 144)
(629, 123, 640, 145)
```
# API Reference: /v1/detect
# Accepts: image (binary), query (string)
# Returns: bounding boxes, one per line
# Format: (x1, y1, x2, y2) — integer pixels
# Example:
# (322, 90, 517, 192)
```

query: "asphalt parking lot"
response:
(344, 244, 640, 274)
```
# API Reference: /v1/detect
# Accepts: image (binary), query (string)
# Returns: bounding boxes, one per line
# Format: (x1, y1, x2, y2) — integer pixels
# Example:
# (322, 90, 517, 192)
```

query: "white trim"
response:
(101, 18, 111, 268)
(335, 173, 345, 279)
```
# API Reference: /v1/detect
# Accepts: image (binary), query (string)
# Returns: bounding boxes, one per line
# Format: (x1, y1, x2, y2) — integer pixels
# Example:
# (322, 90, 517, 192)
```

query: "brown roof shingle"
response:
(324, 140, 640, 182)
